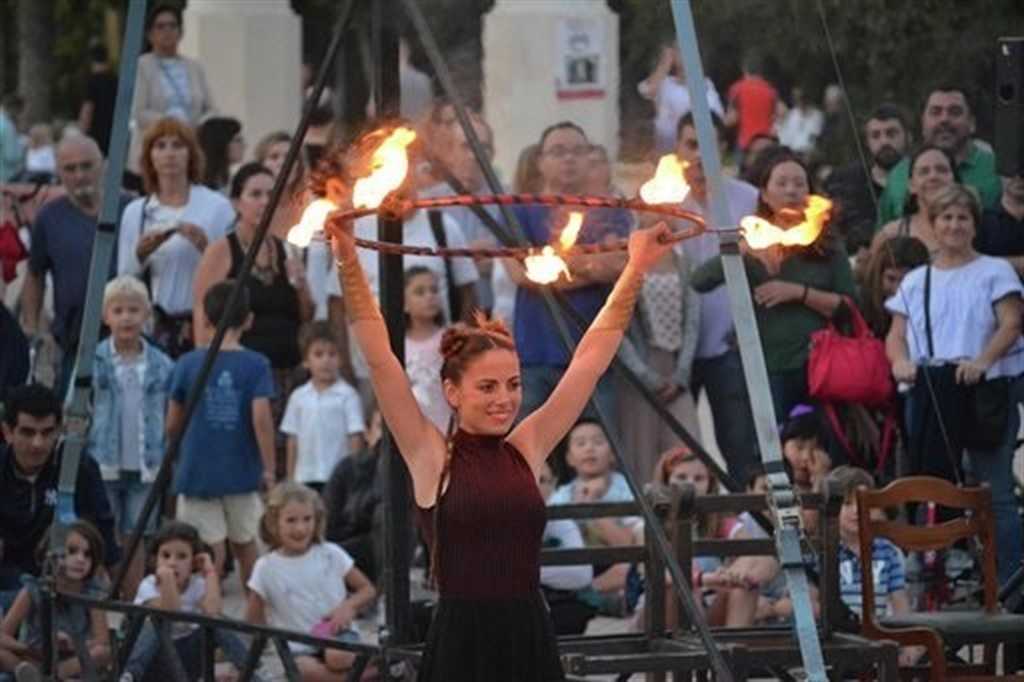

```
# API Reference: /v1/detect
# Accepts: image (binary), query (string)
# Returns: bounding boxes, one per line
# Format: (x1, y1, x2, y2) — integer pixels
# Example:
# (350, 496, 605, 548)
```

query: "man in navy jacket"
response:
(0, 384, 118, 611)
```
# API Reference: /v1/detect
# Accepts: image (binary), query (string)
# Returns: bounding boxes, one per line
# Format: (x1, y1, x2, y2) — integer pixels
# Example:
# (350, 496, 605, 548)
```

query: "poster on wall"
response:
(555, 17, 605, 100)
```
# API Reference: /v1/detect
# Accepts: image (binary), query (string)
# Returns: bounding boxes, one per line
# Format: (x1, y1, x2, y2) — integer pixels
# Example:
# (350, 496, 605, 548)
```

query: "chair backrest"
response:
(854, 476, 999, 632)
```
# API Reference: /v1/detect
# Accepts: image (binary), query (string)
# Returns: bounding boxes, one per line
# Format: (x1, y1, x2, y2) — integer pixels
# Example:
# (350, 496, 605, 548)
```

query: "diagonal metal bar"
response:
(109, 0, 357, 599)
(238, 634, 268, 682)
(273, 636, 302, 682)
(346, 654, 370, 682)
(668, 1, 827, 679)
(117, 612, 146, 673)
(401, 1, 733, 679)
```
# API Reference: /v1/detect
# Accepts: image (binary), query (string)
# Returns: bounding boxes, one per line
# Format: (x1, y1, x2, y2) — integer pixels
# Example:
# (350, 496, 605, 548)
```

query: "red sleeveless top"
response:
(417, 429, 546, 599)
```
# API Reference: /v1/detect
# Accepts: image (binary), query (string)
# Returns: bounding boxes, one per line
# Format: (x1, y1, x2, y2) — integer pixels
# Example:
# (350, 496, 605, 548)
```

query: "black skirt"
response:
(417, 591, 566, 682)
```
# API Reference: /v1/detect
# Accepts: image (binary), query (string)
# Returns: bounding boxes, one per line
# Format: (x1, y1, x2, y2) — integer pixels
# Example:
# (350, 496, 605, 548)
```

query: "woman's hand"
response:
(753, 280, 803, 308)
(892, 359, 917, 384)
(627, 221, 675, 274)
(956, 358, 989, 385)
(178, 222, 208, 253)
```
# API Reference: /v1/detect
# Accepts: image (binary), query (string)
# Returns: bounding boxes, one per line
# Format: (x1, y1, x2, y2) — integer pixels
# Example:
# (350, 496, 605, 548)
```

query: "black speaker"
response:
(995, 37, 1024, 177)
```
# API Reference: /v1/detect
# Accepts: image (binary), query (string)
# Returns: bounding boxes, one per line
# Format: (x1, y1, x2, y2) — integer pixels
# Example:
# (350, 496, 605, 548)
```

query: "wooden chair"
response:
(856, 476, 1024, 681)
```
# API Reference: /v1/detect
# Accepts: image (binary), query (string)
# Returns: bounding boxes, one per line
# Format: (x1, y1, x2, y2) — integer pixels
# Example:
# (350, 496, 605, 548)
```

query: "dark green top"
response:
(692, 247, 857, 373)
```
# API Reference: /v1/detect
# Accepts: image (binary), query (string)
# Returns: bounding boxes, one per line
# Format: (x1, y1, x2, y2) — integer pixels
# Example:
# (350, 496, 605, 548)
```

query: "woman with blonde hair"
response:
(887, 183, 1024, 583)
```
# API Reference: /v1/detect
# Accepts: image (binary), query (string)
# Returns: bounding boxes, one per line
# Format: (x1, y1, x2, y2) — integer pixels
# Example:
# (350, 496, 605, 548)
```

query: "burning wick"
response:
(523, 211, 584, 285)
(639, 154, 690, 205)
(739, 195, 832, 250)
(288, 198, 338, 248)
(353, 127, 417, 209)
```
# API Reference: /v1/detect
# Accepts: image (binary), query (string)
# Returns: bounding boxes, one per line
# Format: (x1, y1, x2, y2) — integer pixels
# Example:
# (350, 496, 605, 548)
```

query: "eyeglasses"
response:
(542, 145, 591, 160)
(152, 21, 179, 30)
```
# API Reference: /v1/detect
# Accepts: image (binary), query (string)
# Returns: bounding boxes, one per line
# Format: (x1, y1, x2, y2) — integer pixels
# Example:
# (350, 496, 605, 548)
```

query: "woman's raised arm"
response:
(330, 217, 446, 503)
(509, 223, 675, 471)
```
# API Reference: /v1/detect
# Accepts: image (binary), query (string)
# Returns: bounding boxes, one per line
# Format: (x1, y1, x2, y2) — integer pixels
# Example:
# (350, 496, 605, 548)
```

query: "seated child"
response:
(829, 466, 922, 666)
(780, 405, 832, 489)
(537, 461, 595, 635)
(247, 482, 377, 681)
(0, 521, 110, 680)
(119, 521, 255, 682)
(547, 419, 637, 612)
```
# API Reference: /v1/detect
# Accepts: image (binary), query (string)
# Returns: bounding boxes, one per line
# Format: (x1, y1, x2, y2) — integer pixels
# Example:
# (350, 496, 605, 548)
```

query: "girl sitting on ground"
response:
(246, 482, 377, 681)
(0, 521, 111, 680)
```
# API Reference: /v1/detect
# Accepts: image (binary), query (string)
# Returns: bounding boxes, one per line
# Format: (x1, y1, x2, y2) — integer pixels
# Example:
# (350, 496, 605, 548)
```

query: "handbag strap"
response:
(428, 209, 460, 321)
(924, 265, 934, 359)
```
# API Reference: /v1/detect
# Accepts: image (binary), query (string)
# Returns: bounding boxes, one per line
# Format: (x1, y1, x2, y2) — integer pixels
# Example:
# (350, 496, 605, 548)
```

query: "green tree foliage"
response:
(615, 0, 1024, 158)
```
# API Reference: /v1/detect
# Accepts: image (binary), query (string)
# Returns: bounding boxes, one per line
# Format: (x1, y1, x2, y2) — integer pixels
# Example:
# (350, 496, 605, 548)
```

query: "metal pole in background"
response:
(669, 1, 827, 679)
(373, 0, 414, 668)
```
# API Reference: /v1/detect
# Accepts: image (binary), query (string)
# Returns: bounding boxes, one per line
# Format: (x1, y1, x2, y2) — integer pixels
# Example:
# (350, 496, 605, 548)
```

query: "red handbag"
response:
(807, 298, 894, 408)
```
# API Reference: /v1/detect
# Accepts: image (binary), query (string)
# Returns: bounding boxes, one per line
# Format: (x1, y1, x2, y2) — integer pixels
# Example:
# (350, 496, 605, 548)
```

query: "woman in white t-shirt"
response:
(117, 117, 235, 357)
(886, 183, 1024, 583)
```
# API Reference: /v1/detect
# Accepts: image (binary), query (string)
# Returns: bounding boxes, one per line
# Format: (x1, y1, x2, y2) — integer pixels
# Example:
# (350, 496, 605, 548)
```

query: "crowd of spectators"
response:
(1, 3, 1023, 679)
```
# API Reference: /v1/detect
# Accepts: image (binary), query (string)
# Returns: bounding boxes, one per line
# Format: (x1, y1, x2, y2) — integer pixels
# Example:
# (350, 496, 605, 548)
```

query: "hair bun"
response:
(440, 324, 472, 362)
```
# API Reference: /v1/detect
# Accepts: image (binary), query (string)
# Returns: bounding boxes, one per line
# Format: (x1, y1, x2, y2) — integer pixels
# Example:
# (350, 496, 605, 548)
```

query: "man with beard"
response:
(824, 103, 910, 261)
(21, 135, 130, 391)
(875, 86, 1002, 226)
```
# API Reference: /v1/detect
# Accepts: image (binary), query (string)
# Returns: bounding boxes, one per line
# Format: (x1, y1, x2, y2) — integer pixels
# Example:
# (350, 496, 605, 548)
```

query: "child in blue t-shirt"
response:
(167, 280, 275, 592)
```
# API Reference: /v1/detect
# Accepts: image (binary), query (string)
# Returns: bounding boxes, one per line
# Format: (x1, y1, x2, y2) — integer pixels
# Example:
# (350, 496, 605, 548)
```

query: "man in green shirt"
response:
(876, 86, 1001, 226)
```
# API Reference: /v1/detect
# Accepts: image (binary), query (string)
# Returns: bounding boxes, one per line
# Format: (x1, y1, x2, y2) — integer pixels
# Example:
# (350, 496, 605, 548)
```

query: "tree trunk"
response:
(16, 0, 54, 123)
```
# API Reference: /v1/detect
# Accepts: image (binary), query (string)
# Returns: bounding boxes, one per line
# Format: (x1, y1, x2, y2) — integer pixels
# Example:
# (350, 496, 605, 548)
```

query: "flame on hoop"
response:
(524, 211, 584, 285)
(352, 127, 417, 209)
(639, 154, 690, 205)
(288, 198, 338, 247)
(524, 246, 571, 285)
(739, 195, 832, 250)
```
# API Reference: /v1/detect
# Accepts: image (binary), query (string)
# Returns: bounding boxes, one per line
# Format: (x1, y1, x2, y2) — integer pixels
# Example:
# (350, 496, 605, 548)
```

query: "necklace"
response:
(236, 231, 276, 286)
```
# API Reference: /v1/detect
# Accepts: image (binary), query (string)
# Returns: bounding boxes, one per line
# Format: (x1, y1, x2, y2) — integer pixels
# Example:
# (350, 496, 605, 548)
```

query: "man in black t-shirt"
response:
(78, 43, 118, 156)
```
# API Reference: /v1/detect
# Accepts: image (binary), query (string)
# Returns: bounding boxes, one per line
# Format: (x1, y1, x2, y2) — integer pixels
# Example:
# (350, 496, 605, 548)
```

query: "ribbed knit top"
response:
(417, 429, 546, 599)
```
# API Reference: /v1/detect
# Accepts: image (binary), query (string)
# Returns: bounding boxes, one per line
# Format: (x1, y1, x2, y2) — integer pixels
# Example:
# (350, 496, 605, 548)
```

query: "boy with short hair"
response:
(166, 281, 275, 592)
(281, 322, 365, 493)
(88, 275, 175, 600)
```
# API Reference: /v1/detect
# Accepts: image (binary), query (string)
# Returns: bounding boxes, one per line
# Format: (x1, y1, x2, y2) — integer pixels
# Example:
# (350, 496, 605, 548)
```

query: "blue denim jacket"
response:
(88, 338, 174, 482)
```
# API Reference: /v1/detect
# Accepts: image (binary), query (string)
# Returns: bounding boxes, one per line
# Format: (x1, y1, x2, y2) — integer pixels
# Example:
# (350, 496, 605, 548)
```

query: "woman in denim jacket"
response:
(88, 276, 175, 599)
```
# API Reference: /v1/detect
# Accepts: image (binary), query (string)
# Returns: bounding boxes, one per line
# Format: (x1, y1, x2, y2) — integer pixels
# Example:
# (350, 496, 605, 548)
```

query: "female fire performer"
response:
(321, 130, 675, 681)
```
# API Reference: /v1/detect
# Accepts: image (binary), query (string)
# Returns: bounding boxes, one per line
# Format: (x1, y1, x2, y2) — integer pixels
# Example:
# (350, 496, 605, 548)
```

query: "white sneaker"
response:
(14, 662, 42, 682)
(118, 673, 136, 682)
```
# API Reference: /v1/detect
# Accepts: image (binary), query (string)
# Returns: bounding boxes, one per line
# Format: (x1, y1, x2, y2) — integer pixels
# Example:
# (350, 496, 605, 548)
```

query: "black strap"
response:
(924, 265, 934, 358)
(428, 209, 461, 321)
